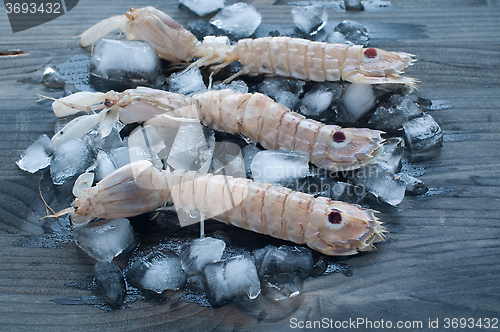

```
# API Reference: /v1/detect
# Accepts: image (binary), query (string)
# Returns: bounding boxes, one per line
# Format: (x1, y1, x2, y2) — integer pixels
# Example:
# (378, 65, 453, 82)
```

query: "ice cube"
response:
(188, 19, 220, 40)
(95, 150, 117, 181)
(210, 3, 262, 40)
(126, 249, 186, 293)
(350, 164, 406, 206)
(94, 262, 126, 308)
(344, 0, 363, 11)
(299, 83, 342, 117)
(73, 218, 137, 262)
(85, 127, 125, 153)
(376, 137, 405, 173)
(204, 255, 261, 307)
(326, 31, 348, 44)
(328, 181, 366, 203)
(50, 138, 95, 185)
(211, 141, 246, 178)
(89, 39, 161, 86)
(128, 125, 166, 170)
(180, 0, 224, 17)
(334, 20, 369, 47)
(368, 95, 423, 132)
(167, 122, 215, 173)
(180, 237, 226, 276)
(17, 134, 55, 173)
(338, 83, 376, 123)
(403, 114, 443, 153)
(242, 145, 261, 178)
(257, 77, 305, 110)
(250, 150, 309, 184)
(108, 146, 131, 169)
(55, 54, 93, 92)
(397, 172, 428, 195)
(253, 245, 313, 279)
(261, 273, 303, 300)
(42, 67, 66, 89)
(169, 67, 207, 96)
(292, 6, 327, 36)
(212, 80, 248, 94)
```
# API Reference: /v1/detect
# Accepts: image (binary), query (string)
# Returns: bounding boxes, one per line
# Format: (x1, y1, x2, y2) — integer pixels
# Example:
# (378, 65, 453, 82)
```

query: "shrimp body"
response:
(52, 88, 384, 171)
(73, 160, 385, 256)
(80, 7, 417, 87)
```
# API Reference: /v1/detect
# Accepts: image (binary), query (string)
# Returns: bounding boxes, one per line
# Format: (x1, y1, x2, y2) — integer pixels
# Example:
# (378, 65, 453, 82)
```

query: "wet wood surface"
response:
(0, 0, 499, 331)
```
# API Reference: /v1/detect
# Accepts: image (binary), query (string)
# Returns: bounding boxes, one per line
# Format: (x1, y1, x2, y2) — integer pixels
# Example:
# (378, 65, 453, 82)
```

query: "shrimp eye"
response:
(333, 131, 346, 143)
(328, 211, 342, 224)
(364, 48, 377, 58)
(104, 99, 113, 107)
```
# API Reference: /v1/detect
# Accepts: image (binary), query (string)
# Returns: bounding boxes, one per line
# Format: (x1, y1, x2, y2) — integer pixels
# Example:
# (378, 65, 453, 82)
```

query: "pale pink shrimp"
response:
(52, 88, 384, 171)
(79, 6, 417, 88)
(64, 160, 385, 256)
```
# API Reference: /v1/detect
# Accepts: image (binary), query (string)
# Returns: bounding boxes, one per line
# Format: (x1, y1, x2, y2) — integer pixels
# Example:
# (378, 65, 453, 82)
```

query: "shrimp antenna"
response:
(38, 174, 75, 220)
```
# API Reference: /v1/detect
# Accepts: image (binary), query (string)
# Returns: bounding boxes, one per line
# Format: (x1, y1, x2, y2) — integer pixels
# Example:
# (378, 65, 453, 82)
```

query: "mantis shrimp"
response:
(79, 6, 417, 88)
(59, 159, 385, 256)
(52, 88, 384, 171)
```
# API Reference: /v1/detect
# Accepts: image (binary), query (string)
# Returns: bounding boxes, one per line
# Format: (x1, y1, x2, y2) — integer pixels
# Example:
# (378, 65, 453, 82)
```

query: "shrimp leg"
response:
(70, 160, 385, 256)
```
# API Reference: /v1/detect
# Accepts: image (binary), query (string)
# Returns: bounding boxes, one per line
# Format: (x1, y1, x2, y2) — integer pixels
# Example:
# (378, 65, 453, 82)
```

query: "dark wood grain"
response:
(1, 0, 499, 331)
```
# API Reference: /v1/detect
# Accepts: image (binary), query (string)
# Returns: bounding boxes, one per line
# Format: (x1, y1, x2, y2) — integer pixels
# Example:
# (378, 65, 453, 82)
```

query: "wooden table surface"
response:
(0, 0, 499, 331)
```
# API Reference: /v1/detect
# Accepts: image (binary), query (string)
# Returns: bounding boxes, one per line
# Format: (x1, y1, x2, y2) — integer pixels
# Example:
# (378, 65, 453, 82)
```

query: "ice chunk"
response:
(261, 273, 303, 300)
(128, 125, 166, 170)
(403, 114, 443, 153)
(211, 141, 245, 178)
(253, 245, 313, 279)
(126, 249, 186, 293)
(50, 138, 95, 185)
(204, 255, 261, 307)
(188, 19, 220, 40)
(397, 172, 428, 195)
(212, 80, 248, 94)
(180, 0, 225, 17)
(251, 150, 309, 184)
(73, 218, 137, 262)
(257, 77, 305, 110)
(242, 145, 261, 178)
(350, 164, 406, 206)
(344, 0, 363, 11)
(108, 146, 131, 169)
(280, 176, 365, 204)
(169, 67, 207, 96)
(55, 54, 93, 92)
(334, 20, 369, 47)
(94, 262, 126, 308)
(299, 83, 342, 117)
(180, 237, 226, 276)
(85, 127, 125, 152)
(89, 39, 161, 86)
(376, 137, 405, 173)
(167, 122, 215, 173)
(42, 67, 66, 89)
(368, 95, 423, 132)
(326, 31, 348, 44)
(17, 134, 55, 173)
(210, 3, 262, 40)
(292, 6, 327, 36)
(95, 150, 117, 181)
(338, 83, 376, 123)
